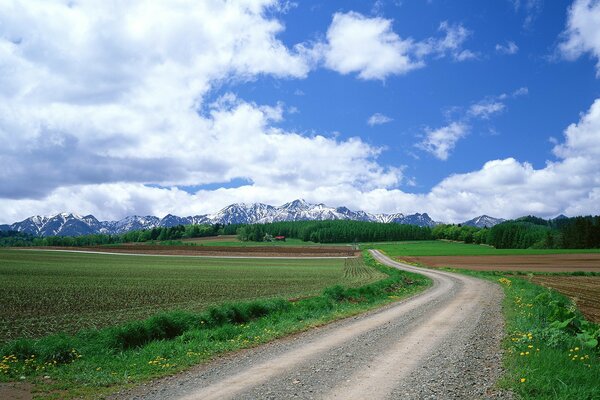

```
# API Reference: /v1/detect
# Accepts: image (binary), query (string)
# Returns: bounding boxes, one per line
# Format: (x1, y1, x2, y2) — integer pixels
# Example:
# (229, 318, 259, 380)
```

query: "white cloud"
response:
(424, 98, 600, 221)
(322, 12, 422, 80)
(560, 0, 600, 75)
(512, 0, 543, 28)
(321, 13, 474, 80)
(468, 101, 506, 119)
(417, 122, 469, 161)
(495, 41, 519, 55)
(2, 98, 599, 223)
(367, 113, 393, 126)
(0, 1, 405, 219)
(513, 87, 529, 96)
(417, 90, 520, 160)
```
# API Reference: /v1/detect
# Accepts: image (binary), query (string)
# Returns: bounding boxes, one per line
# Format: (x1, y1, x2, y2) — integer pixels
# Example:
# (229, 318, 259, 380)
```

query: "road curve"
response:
(116, 250, 508, 400)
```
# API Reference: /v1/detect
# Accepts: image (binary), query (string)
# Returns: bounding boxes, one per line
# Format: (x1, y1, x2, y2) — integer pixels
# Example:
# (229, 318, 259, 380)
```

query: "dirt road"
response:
(115, 250, 508, 399)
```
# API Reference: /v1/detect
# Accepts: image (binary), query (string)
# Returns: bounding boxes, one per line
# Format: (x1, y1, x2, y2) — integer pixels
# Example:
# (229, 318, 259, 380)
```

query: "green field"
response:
(362, 240, 600, 256)
(0, 250, 383, 342)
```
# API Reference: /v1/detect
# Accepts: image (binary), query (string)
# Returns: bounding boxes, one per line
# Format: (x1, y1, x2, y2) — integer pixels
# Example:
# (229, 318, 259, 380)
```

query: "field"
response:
(401, 254, 600, 272)
(531, 275, 600, 323)
(363, 240, 600, 256)
(35, 244, 356, 257)
(0, 249, 383, 342)
(181, 236, 344, 247)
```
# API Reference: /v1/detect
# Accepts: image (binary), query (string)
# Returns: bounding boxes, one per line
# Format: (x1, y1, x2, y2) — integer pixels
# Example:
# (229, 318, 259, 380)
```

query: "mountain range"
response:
(0, 199, 504, 237)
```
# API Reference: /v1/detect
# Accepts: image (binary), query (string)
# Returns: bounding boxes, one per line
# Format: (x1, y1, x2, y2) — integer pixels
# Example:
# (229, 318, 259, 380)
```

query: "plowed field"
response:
(531, 276, 600, 323)
(402, 254, 600, 272)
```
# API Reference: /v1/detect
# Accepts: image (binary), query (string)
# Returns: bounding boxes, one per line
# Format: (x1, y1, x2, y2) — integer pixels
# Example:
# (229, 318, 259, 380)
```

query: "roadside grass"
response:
(361, 240, 600, 256)
(430, 266, 599, 399)
(0, 250, 378, 341)
(0, 252, 431, 399)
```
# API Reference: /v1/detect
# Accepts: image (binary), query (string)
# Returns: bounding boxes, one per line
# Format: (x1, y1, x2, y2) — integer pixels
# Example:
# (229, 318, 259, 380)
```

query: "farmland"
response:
(33, 244, 356, 258)
(400, 254, 600, 273)
(0, 249, 382, 342)
(531, 275, 600, 323)
(363, 240, 600, 257)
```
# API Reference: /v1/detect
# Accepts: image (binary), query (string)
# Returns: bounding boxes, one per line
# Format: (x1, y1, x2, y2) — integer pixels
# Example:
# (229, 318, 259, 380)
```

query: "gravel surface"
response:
(112, 250, 511, 400)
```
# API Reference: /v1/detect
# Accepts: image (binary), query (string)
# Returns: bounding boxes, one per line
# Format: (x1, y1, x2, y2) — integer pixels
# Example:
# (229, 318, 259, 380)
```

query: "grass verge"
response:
(435, 267, 599, 399)
(0, 252, 430, 399)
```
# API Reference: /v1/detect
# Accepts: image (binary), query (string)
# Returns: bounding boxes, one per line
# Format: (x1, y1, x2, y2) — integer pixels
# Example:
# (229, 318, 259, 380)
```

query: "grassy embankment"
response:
(0, 250, 430, 398)
(375, 241, 600, 399)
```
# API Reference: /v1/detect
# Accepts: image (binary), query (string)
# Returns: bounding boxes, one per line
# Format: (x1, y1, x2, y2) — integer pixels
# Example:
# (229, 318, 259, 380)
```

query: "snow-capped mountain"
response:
(2, 199, 442, 237)
(461, 215, 505, 228)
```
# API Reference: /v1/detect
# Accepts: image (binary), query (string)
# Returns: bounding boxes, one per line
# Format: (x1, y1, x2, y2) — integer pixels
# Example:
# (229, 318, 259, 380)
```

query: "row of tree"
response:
(237, 220, 433, 243)
(433, 215, 600, 249)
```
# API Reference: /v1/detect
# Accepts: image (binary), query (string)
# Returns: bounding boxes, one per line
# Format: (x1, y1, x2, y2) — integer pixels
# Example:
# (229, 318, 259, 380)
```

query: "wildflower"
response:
(574, 347, 579, 351)
(520, 378, 526, 383)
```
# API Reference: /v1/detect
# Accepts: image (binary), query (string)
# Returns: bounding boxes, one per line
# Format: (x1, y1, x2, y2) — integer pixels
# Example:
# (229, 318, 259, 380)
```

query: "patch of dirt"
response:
(180, 235, 238, 243)
(34, 245, 357, 258)
(531, 276, 600, 323)
(402, 254, 600, 272)
(0, 382, 33, 400)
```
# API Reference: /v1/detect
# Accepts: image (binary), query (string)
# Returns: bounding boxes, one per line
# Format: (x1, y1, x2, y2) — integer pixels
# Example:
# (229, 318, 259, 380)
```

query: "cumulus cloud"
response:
(495, 41, 519, 55)
(367, 113, 393, 126)
(320, 13, 474, 80)
(560, 0, 600, 75)
(424, 98, 600, 221)
(0, 2, 401, 197)
(417, 122, 469, 161)
(1, 98, 599, 223)
(322, 11, 423, 80)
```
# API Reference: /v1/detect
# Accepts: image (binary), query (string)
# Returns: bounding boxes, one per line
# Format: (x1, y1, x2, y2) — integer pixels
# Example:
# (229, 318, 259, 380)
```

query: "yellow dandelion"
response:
(520, 378, 526, 383)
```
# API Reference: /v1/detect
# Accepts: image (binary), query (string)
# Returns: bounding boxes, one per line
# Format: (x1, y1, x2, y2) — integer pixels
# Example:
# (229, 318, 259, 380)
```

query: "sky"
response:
(1, 0, 600, 223)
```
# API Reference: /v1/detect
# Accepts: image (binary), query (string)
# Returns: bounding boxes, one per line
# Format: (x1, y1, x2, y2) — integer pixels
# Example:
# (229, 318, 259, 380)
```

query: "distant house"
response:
(274, 236, 286, 241)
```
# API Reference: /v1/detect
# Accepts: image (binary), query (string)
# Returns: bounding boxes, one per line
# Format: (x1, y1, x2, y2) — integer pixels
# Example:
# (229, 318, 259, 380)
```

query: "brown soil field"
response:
(35, 245, 357, 258)
(402, 254, 600, 272)
(531, 276, 600, 323)
(180, 235, 239, 243)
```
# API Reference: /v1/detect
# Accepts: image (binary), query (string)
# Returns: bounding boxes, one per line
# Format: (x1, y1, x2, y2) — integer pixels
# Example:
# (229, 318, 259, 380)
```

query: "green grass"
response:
(362, 240, 600, 256)
(0, 249, 383, 342)
(0, 252, 430, 399)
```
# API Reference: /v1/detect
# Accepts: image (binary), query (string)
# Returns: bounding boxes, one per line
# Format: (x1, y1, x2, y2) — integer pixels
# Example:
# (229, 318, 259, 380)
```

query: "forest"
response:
(236, 220, 433, 243)
(432, 215, 600, 249)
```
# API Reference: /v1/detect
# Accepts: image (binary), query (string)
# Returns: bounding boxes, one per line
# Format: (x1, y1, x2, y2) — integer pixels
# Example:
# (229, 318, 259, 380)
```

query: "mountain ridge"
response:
(0, 200, 503, 237)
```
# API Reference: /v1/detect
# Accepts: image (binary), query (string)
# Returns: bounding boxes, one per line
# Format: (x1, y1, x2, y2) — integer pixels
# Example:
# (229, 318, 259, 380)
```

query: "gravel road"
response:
(113, 250, 510, 400)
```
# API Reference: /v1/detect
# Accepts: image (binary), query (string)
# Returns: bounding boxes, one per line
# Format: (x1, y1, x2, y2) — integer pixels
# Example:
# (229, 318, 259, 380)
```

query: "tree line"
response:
(237, 220, 433, 243)
(433, 215, 600, 249)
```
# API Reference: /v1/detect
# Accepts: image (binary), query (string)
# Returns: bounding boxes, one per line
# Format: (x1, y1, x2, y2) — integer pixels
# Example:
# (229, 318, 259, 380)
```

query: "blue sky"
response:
(1, 0, 599, 223)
